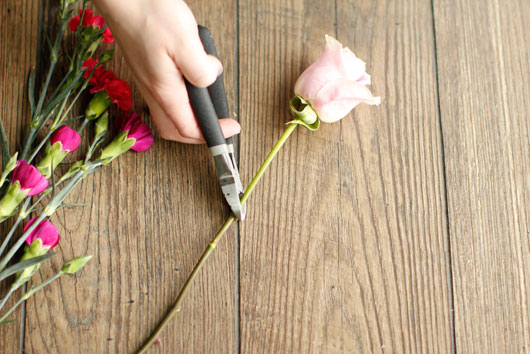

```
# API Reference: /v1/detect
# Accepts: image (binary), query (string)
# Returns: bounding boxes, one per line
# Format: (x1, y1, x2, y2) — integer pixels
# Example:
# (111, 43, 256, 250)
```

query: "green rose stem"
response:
(137, 122, 299, 354)
(0, 271, 64, 324)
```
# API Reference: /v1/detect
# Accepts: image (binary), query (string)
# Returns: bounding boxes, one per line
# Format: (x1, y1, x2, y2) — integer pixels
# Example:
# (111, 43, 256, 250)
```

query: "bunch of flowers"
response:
(0, 0, 153, 323)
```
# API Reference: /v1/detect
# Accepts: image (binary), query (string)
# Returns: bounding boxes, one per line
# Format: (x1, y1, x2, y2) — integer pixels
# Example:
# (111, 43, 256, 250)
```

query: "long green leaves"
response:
(0, 115, 10, 171)
(0, 253, 55, 282)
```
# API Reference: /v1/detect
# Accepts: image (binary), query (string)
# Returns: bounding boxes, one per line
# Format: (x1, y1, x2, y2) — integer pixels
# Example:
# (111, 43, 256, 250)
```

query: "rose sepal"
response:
(288, 96, 320, 131)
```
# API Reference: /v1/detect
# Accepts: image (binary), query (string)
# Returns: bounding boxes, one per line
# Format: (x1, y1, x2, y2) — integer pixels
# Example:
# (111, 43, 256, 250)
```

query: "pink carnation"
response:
(11, 161, 49, 196)
(116, 112, 154, 152)
(24, 218, 60, 250)
(51, 126, 81, 152)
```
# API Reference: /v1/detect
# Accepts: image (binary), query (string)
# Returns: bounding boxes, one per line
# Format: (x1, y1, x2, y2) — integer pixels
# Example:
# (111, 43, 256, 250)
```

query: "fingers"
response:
(218, 118, 241, 138)
(179, 53, 223, 88)
(135, 77, 205, 144)
(173, 25, 223, 88)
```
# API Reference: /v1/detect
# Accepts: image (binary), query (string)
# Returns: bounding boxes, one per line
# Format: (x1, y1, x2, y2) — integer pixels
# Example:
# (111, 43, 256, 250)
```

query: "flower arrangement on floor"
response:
(0, 0, 153, 323)
(138, 34, 380, 352)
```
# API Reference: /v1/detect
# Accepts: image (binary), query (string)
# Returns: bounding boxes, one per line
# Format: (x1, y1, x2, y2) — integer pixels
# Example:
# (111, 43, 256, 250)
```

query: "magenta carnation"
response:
(11, 161, 49, 196)
(116, 112, 154, 152)
(51, 126, 81, 152)
(24, 218, 60, 250)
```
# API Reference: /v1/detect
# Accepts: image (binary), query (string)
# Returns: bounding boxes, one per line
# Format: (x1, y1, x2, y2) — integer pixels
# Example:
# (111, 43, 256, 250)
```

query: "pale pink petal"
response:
(294, 35, 351, 100)
(312, 79, 381, 122)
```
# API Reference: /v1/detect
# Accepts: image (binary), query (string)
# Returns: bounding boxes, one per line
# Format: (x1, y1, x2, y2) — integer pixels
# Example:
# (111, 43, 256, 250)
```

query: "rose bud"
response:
(37, 126, 81, 178)
(0, 161, 48, 219)
(12, 218, 60, 289)
(99, 112, 153, 162)
(293, 35, 380, 123)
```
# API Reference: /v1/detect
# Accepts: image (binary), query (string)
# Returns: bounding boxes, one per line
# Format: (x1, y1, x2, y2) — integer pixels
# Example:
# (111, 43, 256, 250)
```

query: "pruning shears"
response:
(184, 25, 246, 220)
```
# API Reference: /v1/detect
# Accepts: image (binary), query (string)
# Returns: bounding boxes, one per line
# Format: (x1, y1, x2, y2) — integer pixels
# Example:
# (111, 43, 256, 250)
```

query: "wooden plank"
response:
(336, 1, 453, 352)
(23, 0, 237, 353)
(434, 0, 530, 352)
(0, 0, 40, 353)
(239, 0, 452, 353)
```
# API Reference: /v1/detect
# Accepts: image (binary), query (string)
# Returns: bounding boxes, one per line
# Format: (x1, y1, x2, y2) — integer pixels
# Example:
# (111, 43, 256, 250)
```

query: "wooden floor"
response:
(1, 0, 529, 353)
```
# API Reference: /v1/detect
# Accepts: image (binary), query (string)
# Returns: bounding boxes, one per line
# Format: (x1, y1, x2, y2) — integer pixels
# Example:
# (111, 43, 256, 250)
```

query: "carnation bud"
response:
(11, 239, 44, 289)
(98, 132, 136, 163)
(95, 111, 109, 139)
(62, 255, 92, 274)
(0, 152, 19, 188)
(99, 49, 115, 64)
(5, 153, 19, 173)
(85, 37, 103, 59)
(85, 91, 111, 120)
(57, 160, 83, 184)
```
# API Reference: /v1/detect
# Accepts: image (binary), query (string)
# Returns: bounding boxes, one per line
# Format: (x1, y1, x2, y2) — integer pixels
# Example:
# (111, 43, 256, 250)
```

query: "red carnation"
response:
(81, 9, 94, 27)
(89, 68, 117, 93)
(68, 9, 111, 40)
(105, 79, 132, 111)
(92, 15, 105, 28)
(102, 27, 114, 43)
(68, 16, 80, 32)
(82, 58, 99, 79)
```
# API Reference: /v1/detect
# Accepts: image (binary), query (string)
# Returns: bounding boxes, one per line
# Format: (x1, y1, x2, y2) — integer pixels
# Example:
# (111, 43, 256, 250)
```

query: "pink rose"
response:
(294, 35, 380, 123)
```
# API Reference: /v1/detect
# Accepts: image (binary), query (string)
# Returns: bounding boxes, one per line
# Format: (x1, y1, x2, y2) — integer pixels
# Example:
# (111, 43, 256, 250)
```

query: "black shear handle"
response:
(197, 25, 233, 145)
(184, 26, 232, 148)
(185, 81, 225, 148)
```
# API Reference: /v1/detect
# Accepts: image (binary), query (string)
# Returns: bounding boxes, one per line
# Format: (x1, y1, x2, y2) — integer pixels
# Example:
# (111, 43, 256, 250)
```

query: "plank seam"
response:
(430, 0, 457, 353)
(20, 0, 46, 352)
(234, 0, 241, 352)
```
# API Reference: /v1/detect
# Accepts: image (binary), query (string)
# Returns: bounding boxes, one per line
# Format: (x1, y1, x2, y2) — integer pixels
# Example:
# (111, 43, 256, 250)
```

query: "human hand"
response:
(92, 0, 241, 143)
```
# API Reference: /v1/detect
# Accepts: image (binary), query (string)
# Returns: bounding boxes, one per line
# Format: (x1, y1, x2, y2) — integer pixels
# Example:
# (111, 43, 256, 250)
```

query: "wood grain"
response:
(434, 0, 530, 352)
(21, 0, 237, 353)
(238, 0, 341, 352)
(0, 1, 40, 353)
(239, 0, 452, 353)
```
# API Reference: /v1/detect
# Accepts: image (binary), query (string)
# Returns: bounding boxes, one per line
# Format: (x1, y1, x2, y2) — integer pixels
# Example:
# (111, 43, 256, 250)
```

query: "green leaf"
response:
(0, 253, 55, 282)
(40, 72, 83, 119)
(28, 67, 36, 116)
(0, 115, 10, 171)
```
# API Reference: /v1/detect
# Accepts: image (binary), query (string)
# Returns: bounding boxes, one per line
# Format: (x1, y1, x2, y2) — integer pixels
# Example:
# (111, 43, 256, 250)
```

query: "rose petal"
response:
(312, 78, 380, 122)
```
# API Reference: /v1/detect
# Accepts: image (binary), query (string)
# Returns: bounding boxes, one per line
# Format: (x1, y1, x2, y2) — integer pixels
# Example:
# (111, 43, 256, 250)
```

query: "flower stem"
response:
(0, 210, 25, 258)
(0, 287, 14, 312)
(0, 212, 47, 273)
(136, 122, 299, 354)
(0, 271, 63, 323)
